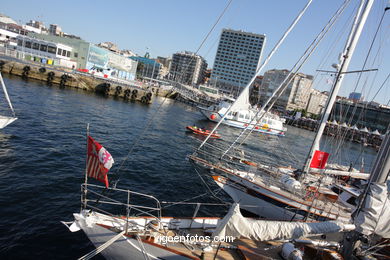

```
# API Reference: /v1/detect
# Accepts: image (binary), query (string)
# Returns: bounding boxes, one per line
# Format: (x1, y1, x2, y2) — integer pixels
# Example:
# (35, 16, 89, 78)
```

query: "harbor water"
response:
(0, 75, 378, 259)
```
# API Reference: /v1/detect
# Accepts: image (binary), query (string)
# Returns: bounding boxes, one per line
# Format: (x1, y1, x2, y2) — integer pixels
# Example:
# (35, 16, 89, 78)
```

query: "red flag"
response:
(310, 150, 330, 169)
(87, 136, 114, 187)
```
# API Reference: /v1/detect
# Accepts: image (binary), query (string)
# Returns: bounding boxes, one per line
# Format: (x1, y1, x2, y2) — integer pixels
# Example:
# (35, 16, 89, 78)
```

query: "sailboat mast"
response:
(303, 0, 374, 174)
(197, 0, 313, 151)
(82, 123, 90, 210)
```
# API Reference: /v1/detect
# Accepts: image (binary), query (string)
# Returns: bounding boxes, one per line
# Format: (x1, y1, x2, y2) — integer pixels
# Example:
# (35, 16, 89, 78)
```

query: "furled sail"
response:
(213, 203, 354, 241)
(354, 182, 390, 238)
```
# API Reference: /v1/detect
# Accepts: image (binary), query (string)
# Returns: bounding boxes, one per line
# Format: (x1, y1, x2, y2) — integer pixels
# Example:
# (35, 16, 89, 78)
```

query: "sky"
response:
(1, 0, 390, 104)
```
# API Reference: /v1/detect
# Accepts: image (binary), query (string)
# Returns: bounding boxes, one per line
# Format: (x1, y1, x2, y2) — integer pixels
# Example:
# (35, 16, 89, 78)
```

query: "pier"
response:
(0, 55, 176, 104)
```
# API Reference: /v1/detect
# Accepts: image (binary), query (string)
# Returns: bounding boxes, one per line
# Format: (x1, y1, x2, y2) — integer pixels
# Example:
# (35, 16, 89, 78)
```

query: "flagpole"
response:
(82, 123, 90, 210)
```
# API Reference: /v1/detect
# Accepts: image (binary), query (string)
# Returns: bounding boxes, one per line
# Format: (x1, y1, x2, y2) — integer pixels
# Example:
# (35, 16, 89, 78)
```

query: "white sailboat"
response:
(191, 0, 378, 222)
(63, 133, 356, 260)
(198, 87, 287, 136)
(0, 72, 17, 129)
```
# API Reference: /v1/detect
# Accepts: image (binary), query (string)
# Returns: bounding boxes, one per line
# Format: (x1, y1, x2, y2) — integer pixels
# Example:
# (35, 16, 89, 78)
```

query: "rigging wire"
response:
(229, 0, 351, 156)
(196, 0, 314, 152)
(110, 0, 234, 187)
(332, 5, 389, 160)
(172, 0, 232, 84)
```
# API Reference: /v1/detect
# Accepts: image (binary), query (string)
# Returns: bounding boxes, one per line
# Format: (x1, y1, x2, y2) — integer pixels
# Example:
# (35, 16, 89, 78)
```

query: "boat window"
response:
(228, 112, 232, 116)
(66, 51, 71, 57)
(32, 43, 39, 50)
(57, 48, 62, 55)
(245, 114, 250, 119)
(40, 45, 47, 52)
(62, 49, 67, 56)
(346, 196, 357, 206)
(239, 113, 244, 119)
(17, 39, 23, 46)
(24, 41, 31, 48)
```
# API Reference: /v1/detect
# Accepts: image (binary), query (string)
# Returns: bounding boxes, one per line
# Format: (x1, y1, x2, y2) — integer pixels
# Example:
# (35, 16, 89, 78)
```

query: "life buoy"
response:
(210, 114, 216, 120)
(261, 124, 269, 130)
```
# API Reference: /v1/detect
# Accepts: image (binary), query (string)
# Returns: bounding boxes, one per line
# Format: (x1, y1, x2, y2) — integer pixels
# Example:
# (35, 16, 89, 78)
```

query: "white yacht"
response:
(198, 87, 286, 136)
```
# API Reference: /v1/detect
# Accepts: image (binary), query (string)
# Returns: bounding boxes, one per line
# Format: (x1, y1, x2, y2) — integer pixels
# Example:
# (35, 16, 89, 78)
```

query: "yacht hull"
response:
(198, 106, 285, 136)
(0, 116, 17, 129)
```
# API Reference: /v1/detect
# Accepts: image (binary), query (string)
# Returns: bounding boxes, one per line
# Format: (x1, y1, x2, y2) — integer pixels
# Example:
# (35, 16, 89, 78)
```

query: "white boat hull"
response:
(199, 106, 285, 136)
(211, 174, 348, 222)
(0, 116, 17, 129)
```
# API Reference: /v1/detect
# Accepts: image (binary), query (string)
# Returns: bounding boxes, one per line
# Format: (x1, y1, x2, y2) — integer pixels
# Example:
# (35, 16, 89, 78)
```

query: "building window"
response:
(25, 41, 32, 48)
(48, 46, 56, 54)
(40, 45, 47, 52)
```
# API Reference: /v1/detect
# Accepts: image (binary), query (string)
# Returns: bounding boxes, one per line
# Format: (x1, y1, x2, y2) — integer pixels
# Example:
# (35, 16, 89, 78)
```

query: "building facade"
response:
(169, 51, 207, 86)
(130, 56, 162, 79)
(331, 101, 390, 133)
(28, 33, 137, 80)
(29, 32, 90, 69)
(349, 92, 363, 102)
(15, 35, 76, 68)
(306, 89, 328, 116)
(211, 28, 266, 96)
(259, 69, 313, 111)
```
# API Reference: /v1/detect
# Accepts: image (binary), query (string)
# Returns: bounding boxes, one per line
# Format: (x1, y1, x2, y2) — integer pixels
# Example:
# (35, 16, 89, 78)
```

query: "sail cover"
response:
(354, 182, 390, 238)
(213, 204, 352, 241)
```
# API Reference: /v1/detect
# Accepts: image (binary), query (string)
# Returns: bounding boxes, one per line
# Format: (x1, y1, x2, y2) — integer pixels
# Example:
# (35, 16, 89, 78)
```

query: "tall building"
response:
(259, 69, 313, 111)
(211, 28, 266, 96)
(49, 24, 62, 36)
(169, 51, 207, 86)
(306, 89, 328, 115)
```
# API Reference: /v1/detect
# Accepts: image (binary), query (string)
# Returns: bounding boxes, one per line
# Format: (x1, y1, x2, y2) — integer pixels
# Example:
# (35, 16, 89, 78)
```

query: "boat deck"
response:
(145, 228, 284, 260)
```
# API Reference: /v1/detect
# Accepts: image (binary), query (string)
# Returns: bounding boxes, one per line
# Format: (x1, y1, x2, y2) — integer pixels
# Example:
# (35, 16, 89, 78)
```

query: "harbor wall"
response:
(0, 57, 176, 104)
(285, 118, 383, 150)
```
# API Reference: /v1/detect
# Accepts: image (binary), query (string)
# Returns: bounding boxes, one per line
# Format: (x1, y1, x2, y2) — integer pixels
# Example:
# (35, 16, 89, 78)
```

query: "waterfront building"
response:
(97, 42, 120, 53)
(331, 101, 390, 133)
(306, 89, 328, 116)
(211, 28, 266, 97)
(14, 35, 76, 68)
(349, 92, 363, 102)
(0, 14, 18, 25)
(121, 49, 136, 57)
(26, 20, 46, 31)
(130, 56, 161, 79)
(26, 33, 137, 80)
(49, 24, 62, 36)
(29, 32, 90, 69)
(259, 69, 313, 111)
(169, 51, 207, 86)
